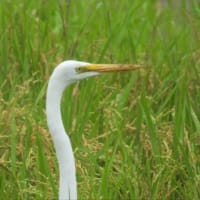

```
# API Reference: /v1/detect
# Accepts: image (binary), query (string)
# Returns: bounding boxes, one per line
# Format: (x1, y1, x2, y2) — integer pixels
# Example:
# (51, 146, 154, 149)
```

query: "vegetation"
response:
(0, 0, 200, 199)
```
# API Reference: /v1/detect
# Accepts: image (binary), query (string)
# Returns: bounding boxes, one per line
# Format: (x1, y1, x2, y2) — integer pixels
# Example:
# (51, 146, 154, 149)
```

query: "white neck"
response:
(46, 75, 77, 200)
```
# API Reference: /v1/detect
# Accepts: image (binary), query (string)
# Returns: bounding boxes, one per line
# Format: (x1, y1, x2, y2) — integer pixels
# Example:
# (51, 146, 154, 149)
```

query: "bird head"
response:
(51, 60, 144, 85)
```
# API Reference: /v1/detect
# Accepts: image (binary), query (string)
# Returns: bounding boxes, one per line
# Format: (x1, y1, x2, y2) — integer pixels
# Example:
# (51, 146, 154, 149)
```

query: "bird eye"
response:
(75, 67, 82, 73)
(76, 67, 86, 73)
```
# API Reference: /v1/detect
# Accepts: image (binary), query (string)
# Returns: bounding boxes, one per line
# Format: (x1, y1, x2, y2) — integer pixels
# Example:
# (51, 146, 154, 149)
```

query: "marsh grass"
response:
(0, 0, 200, 199)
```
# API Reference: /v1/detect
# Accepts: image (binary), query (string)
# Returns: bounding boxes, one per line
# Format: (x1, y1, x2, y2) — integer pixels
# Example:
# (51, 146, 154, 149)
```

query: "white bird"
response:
(46, 60, 143, 200)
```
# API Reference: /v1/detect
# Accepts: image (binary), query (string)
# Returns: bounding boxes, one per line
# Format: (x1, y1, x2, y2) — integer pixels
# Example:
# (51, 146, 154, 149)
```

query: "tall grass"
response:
(0, 0, 200, 199)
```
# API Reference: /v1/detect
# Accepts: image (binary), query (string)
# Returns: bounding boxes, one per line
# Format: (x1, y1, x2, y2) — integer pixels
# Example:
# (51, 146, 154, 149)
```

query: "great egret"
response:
(46, 60, 143, 200)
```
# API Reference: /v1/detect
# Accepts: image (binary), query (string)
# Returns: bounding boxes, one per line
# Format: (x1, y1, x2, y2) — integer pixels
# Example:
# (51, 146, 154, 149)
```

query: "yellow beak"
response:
(79, 64, 145, 73)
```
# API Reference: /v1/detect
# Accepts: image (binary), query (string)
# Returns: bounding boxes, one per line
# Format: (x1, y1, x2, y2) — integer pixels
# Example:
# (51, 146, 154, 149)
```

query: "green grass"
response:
(0, 0, 200, 199)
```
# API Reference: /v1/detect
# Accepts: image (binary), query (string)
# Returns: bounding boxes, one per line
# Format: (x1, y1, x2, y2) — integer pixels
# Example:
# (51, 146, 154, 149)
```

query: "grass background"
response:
(0, 0, 200, 199)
